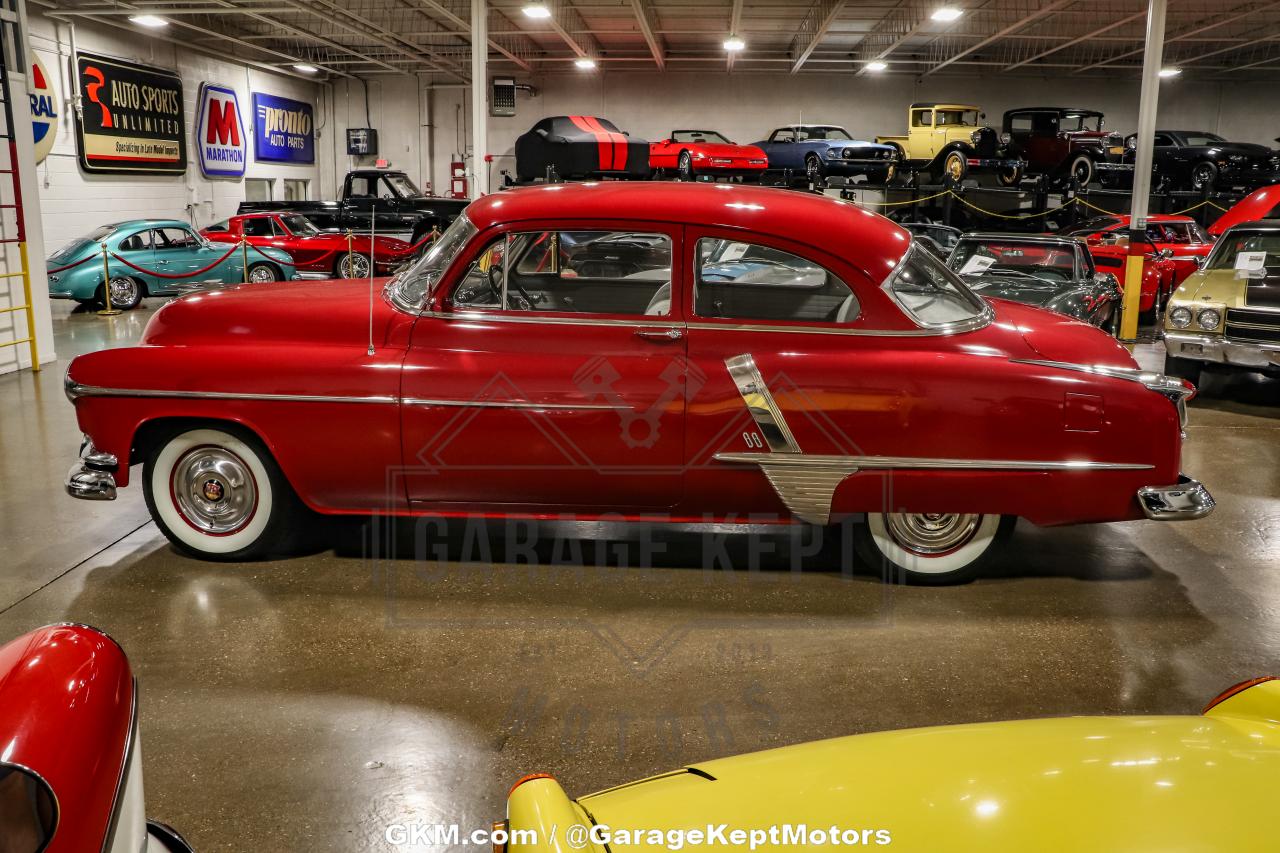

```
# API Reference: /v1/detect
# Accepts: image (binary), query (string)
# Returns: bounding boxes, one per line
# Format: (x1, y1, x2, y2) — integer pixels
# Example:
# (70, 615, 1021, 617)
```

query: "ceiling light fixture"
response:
(574, 58, 597, 70)
(1159, 67, 1182, 77)
(723, 35, 746, 52)
(128, 14, 169, 28)
(293, 63, 319, 74)
(931, 7, 963, 22)
(522, 3, 552, 19)
(865, 60, 888, 72)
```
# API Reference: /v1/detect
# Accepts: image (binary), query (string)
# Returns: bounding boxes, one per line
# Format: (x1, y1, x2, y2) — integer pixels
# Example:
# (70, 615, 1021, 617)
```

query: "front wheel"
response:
(854, 512, 1013, 585)
(143, 426, 306, 561)
(997, 164, 1022, 186)
(804, 154, 826, 188)
(1190, 161, 1218, 191)
(941, 151, 968, 183)
(100, 276, 143, 310)
(677, 151, 695, 182)
(336, 252, 372, 279)
(247, 262, 279, 283)
(1068, 154, 1095, 186)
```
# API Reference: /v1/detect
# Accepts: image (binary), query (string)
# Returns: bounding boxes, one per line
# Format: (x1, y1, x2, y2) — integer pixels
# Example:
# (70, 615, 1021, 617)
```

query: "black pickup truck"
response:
(238, 169, 468, 246)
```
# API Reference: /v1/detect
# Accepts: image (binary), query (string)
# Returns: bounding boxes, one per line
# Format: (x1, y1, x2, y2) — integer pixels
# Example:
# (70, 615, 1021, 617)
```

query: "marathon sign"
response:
(196, 83, 246, 178)
(74, 51, 186, 175)
(252, 92, 314, 164)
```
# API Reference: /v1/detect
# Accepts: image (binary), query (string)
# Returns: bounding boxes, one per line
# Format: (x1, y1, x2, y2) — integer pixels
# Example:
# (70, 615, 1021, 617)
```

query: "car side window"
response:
(349, 177, 374, 198)
(693, 238, 858, 324)
(1009, 115, 1032, 134)
(117, 231, 150, 252)
(154, 227, 197, 251)
(450, 230, 673, 317)
(241, 218, 274, 238)
(1153, 133, 1175, 146)
(771, 129, 795, 143)
(911, 110, 932, 128)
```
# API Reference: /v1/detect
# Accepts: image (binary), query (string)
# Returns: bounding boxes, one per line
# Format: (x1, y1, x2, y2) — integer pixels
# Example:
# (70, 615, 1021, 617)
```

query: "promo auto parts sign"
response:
(30, 52, 58, 164)
(252, 92, 314, 164)
(74, 51, 186, 175)
(196, 83, 246, 178)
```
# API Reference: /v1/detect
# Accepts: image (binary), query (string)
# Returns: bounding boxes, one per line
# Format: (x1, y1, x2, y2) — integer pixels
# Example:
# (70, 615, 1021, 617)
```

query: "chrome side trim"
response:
(686, 321, 946, 337)
(1137, 475, 1215, 520)
(402, 397, 627, 411)
(724, 354, 800, 453)
(712, 452, 1152, 526)
(424, 310, 682, 330)
(65, 381, 397, 405)
(1011, 358, 1194, 427)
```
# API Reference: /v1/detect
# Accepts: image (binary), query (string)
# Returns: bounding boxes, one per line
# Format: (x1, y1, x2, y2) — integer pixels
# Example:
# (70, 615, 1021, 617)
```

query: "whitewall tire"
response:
(143, 427, 301, 560)
(854, 512, 1012, 585)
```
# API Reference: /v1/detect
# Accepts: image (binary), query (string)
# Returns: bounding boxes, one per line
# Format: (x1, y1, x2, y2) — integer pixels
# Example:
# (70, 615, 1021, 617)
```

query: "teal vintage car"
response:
(46, 219, 295, 309)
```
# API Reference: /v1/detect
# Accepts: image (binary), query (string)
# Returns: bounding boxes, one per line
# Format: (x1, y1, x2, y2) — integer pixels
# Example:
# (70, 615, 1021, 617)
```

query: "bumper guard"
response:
(1137, 475, 1214, 521)
(66, 440, 118, 501)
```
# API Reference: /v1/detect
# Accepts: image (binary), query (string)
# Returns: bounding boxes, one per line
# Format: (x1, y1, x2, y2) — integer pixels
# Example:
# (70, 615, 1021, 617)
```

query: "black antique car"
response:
(1001, 107, 1132, 187)
(1121, 130, 1280, 191)
(947, 234, 1122, 332)
(515, 115, 651, 182)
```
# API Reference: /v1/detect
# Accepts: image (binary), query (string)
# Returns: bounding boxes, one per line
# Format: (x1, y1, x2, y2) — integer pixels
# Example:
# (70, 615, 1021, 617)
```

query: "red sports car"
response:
(65, 183, 1209, 583)
(649, 130, 767, 181)
(202, 212, 418, 279)
(1062, 213, 1213, 287)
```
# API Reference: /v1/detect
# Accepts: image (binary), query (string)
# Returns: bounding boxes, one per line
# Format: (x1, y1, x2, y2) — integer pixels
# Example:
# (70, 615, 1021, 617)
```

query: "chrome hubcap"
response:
(109, 277, 137, 306)
(342, 254, 371, 278)
(884, 513, 980, 556)
(248, 265, 276, 283)
(171, 447, 257, 535)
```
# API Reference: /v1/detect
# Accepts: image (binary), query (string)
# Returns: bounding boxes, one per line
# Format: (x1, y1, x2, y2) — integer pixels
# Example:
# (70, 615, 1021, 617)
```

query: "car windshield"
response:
(950, 240, 1078, 285)
(798, 127, 852, 141)
(389, 212, 476, 308)
(1149, 221, 1208, 244)
(1061, 216, 1121, 237)
(903, 223, 961, 252)
(1204, 231, 1280, 273)
(385, 174, 422, 198)
(884, 243, 988, 327)
(281, 214, 320, 235)
(672, 130, 730, 144)
(1060, 114, 1103, 132)
(50, 225, 113, 261)
(1180, 133, 1225, 146)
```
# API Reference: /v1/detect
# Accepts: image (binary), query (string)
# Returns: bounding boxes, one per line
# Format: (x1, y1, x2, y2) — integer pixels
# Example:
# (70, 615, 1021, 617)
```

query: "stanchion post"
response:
(97, 242, 121, 316)
(241, 237, 249, 284)
(346, 230, 354, 278)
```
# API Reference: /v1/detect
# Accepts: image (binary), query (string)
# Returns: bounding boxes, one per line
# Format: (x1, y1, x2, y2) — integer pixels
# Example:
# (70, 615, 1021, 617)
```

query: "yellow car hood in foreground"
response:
(576, 711, 1280, 851)
(1173, 268, 1250, 307)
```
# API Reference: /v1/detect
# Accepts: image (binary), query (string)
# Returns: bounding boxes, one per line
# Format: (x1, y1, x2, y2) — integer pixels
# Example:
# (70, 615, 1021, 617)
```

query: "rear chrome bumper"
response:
(66, 440, 118, 501)
(1137, 475, 1214, 521)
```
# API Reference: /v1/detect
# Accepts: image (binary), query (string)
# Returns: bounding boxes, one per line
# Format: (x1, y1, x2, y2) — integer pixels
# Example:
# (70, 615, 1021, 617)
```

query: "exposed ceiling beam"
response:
(1076, 0, 1280, 72)
(412, 0, 536, 72)
(518, 0, 600, 60)
(630, 0, 666, 70)
(853, 0, 932, 77)
(726, 0, 743, 72)
(924, 0, 1074, 76)
(790, 0, 847, 73)
(1003, 11, 1144, 71)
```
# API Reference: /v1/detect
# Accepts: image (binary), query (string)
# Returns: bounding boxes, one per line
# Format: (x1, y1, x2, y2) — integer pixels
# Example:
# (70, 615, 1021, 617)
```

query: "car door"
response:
(150, 227, 208, 281)
(112, 228, 155, 287)
(399, 221, 688, 510)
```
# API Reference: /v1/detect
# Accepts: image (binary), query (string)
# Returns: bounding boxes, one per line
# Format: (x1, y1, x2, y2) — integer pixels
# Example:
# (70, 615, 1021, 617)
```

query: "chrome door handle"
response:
(154, 260, 169, 265)
(635, 328, 683, 341)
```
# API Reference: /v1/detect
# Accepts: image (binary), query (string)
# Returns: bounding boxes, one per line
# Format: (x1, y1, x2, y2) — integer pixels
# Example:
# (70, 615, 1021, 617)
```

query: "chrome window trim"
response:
(724, 354, 801, 453)
(880, 241, 994, 334)
(403, 397, 627, 411)
(685, 321, 959, 337)
(65, 379, 396, 405)
(422, 309, 682, 330)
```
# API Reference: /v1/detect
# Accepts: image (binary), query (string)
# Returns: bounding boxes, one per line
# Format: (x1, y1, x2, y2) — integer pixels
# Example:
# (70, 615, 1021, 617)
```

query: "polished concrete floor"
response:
(2, 299, 1278, 851)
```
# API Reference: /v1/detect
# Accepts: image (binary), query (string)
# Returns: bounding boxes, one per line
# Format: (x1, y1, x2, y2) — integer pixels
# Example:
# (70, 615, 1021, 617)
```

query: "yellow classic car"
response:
(498, 677, 1280, 852)
(1163, 220, 1280, 384)
(875, 102, 1024, 183)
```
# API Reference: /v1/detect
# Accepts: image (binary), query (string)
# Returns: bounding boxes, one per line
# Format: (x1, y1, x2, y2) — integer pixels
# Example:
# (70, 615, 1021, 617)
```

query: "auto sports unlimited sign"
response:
(75, 51, 186, 174)
(196, 83, 246, 178)
(252, 93, 314, 164)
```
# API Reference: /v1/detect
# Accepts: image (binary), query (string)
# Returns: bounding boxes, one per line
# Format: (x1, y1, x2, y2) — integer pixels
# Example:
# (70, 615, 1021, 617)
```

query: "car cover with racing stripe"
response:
(515, 116, 651, 181)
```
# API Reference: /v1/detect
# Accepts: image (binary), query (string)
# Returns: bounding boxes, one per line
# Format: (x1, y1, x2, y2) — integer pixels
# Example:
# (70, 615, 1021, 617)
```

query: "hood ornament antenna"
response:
(367, 203, 376, 356)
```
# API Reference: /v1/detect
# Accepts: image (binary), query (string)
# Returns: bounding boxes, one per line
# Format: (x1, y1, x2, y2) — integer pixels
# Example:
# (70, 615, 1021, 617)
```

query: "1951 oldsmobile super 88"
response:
(64, 183, 1211, 583)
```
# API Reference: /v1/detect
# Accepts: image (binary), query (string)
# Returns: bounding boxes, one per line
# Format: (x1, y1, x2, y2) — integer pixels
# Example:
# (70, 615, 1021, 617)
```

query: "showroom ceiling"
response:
(34, 0, 1280, 81)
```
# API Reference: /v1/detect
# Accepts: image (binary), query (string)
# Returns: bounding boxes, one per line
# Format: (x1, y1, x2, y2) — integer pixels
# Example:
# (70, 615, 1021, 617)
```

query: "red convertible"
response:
(64, 183, 1210, 583)
(649, 130, 768, 181)
(1063, 213, 1213, 287)
(202, 212, 417, 279)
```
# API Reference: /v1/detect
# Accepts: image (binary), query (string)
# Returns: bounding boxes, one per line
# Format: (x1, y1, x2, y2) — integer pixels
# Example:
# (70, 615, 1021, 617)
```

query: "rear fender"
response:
(1203, 677, 1280, 724)
(507, 775, 605, 853)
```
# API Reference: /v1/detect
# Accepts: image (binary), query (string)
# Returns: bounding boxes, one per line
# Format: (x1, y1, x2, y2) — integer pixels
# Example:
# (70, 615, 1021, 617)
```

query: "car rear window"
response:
(884, 243, 988, 328)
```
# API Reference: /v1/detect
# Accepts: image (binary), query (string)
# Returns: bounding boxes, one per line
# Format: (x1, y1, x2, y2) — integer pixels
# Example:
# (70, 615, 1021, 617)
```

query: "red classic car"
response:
(649, 130, 768, 181)
(1062, 214, 1212, 287)
(64, 183, 1210, 583)
(201, 212, 417, 279)
(0, 624, 193, 852)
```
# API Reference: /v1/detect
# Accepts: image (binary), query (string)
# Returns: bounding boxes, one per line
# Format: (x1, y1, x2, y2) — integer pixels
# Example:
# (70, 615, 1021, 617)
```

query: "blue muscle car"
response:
(752, 125, 898, 186)
(46, 219, 295, 310)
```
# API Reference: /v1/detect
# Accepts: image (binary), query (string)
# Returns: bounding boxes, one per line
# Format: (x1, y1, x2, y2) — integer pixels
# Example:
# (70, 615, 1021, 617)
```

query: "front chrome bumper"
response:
(66, 440, 118, 501)
(1165, 331, 1280, 371)
(1137, 475, 1215, 521)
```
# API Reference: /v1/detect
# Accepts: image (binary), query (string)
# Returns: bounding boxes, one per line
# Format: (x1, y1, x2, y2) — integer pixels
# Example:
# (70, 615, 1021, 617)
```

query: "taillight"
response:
(1202, 676, 1278, 714)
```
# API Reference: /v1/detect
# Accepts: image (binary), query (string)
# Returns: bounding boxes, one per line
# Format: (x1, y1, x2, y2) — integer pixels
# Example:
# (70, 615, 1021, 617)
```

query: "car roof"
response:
(1221, 220, 1280, 233)
(466, 183, 908, 278)
(962, 232, 1082, 245)
(109, 219, 192, 231)
(1004, 107, 1104, 116)
(911, 102, 980, 110)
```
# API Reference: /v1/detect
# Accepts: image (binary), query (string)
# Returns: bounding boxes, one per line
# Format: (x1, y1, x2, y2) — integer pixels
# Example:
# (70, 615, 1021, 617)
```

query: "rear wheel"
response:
(1190, 161, 1218, 191)
(997, 164, 1022, 186)
(854, 512, 1012, 585)
(1164, 352, 1204, 388)
(143, 426, 306, 561)
(100, 276, 143, 310)
(336, 252, 372, 279)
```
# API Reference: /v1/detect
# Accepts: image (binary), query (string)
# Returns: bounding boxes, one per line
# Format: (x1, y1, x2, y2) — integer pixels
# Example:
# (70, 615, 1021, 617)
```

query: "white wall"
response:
(28, 12, 323, 256)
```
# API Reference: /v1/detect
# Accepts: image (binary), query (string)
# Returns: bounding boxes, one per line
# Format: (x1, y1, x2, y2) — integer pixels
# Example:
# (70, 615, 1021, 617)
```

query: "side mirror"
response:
(1158, 248, 1174, 260)
(980, 112, 986, 120)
